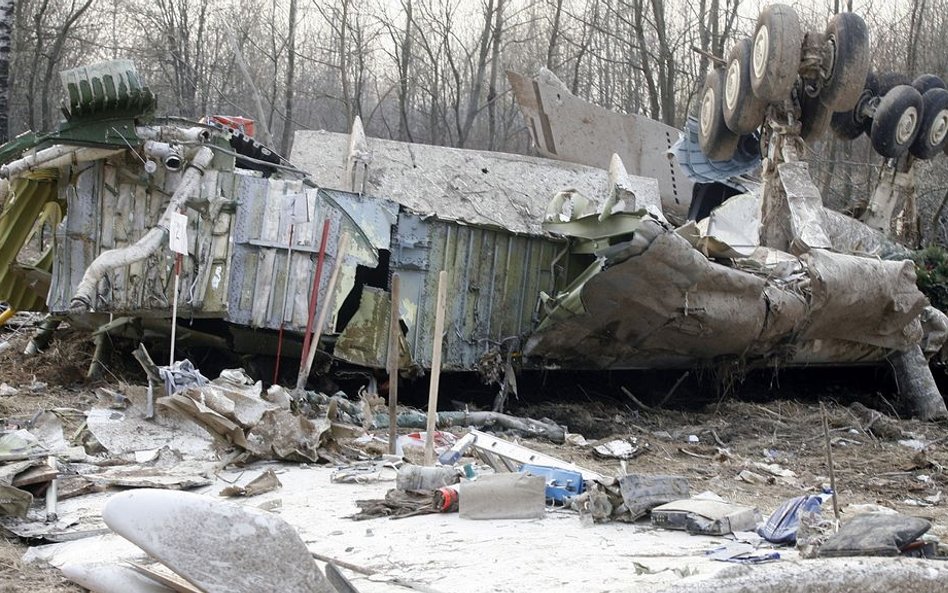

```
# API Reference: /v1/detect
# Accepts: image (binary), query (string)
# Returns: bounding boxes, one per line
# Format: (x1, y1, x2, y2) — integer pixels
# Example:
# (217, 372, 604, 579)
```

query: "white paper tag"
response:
(169, 212, 189, 255)
(286, 193, 310, 225)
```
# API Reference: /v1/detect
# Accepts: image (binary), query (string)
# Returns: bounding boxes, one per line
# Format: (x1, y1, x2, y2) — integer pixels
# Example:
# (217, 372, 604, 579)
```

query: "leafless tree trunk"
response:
(226, 24, 274, 146)
(546, 0, 563, 70)
(25, 0, 49, 131)
(907, 0, 927, 73)
(650, 0, 676, 125)
(39, 0, 93, 130)
(0, 0, 13, 143)
(280, 0, 298, 154)
(570, 1, 597, 96)
(397, 0, 413, 141)
(456, 0, 496, 147)
(487, 0, 505, 150)
(631, 0, 661, 120)
(338, 0, 352, 124)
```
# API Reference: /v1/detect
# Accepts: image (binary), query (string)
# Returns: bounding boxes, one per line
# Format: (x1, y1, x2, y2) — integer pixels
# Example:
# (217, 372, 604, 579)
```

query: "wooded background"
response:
(2, 0, 948, 242)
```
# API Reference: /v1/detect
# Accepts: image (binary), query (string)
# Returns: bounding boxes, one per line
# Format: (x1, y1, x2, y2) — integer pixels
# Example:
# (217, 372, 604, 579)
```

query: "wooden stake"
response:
(821, 401, 841, 528)
(300, 219, 332, 372)
(295, 232, 350, 393)
(169, 253, 182, 366)
(424, 270, 448, 466)
(388, 273, 401, 454)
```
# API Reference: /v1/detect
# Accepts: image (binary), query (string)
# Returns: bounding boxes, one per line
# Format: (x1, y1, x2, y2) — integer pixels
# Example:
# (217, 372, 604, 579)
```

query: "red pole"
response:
(300, 219, 332, 372)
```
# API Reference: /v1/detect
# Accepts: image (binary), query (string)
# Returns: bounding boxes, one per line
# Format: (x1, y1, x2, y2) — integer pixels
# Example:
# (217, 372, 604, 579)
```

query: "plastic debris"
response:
(758, 494, 826, 544)
(618, 474, 690, 521)
(651, 498, 760, 536)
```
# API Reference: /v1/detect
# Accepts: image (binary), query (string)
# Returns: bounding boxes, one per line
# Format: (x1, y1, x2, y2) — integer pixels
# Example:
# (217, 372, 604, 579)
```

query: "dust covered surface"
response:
(4, 316, 948, 590)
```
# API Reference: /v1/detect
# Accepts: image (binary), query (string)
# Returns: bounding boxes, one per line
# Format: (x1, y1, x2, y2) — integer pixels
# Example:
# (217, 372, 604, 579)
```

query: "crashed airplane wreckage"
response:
(0, 54, 945, 417)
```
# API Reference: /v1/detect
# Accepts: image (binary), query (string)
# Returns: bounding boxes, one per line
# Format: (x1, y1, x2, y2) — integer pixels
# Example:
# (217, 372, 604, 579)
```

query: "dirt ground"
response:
(3, 316, 948, 591)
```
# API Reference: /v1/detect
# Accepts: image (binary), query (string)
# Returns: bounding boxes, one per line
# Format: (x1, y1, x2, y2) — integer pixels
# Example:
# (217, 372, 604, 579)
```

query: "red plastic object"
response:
(204, 115, 255, 137)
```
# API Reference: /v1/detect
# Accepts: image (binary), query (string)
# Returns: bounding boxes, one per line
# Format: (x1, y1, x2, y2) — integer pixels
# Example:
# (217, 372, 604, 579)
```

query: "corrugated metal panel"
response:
(227, 177, 341, 331)
(37, 149, 564, 372)
(391, 213, 566, 370)
(224, 184, 391, 332)
(49, 161, 233, 317)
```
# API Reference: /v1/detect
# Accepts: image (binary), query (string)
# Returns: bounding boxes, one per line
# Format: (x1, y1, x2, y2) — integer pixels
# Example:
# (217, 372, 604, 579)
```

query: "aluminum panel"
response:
(391, 213, 566, 370)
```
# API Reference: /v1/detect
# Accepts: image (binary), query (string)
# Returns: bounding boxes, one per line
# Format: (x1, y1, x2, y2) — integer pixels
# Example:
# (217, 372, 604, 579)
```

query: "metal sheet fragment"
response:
(527, 229, 929, 369)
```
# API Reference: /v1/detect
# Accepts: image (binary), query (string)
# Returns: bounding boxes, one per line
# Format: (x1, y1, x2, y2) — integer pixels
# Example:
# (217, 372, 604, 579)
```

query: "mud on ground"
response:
(2, 318, 948, 591)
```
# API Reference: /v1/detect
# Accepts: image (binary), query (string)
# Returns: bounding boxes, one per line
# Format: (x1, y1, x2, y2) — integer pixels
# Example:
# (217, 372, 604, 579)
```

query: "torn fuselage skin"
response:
(0, 62, 944, 412)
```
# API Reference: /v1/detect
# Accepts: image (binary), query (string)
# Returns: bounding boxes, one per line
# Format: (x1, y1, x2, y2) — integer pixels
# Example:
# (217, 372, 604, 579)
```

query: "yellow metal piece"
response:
(0, 307, 14, 326)
(0, 174, 61, 312)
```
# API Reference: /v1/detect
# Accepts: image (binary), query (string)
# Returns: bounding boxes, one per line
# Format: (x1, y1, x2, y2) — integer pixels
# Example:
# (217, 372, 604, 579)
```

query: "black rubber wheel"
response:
(801, 92, 831, 142)
(871, 84, 924, 158)
(723, 38, 767, 134)
(831, 110, 866, 140)
(913, 74, 947, 95)
(910, 88, 948, 159)
(750, 4, 802, 102)
(876, 72, 912, 95)
(698, 68, 740, 160)
(862, 71, 908, 136)
(820, 12, 871, 111)
(831, 70, 879, 139)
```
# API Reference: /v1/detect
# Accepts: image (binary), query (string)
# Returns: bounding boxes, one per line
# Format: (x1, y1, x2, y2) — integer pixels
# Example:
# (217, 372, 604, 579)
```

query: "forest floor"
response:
(2, 316, 948, 592)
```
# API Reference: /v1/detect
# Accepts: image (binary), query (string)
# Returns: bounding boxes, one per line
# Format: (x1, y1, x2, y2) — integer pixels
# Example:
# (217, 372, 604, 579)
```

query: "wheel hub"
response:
(930, 109, 948, 146)
(700, 87, 716, 133)
(896, 107, 919, 144)
(725, 61, 740, 109)
(753, 26, 770, 79)
(823, 36, 838, 81)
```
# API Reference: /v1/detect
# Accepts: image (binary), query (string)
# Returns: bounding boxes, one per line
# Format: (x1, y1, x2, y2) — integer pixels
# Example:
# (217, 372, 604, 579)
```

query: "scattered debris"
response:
(459, 473, 546, 521)
(849, 402, 905, 440)
(315, 393, 568, 443)
(738, 470, 770, 485)
(651, 497, 761, 536)
(330, 458, 400, 484)
(395, 464, 459, 492)
(5, 12, 948, 589)
(520, 464, 584, 504)
(819, 513, 932, 557)
(706, 541, 780, 564)
(219, 469, 282, 498)
(758, 495, 828, 544)
(350, 488, 434, 521)
(459, 429, 604, 481)
(619, 474, 691, 521)
(593, 437, 647, 460)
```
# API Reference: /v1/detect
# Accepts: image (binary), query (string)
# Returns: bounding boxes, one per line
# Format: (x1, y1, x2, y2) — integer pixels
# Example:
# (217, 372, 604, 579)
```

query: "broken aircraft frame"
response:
(0, 61, 943, 397)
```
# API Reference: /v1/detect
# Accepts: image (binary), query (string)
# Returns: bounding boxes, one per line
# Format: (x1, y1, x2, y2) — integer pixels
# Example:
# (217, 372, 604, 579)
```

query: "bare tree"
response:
(545, 0, 563, 70)
(29, 0, 94, 130)
(906, 0, 927, 73)
(0, 0, 13, 143)
(280, 0, 298, 154)
(486, 0, 505, 149)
